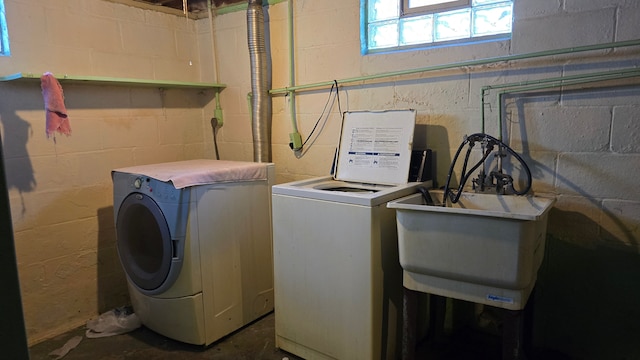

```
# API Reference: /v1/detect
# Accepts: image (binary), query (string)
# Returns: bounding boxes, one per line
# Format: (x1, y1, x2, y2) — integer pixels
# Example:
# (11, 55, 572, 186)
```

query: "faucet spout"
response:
(489, 171, 514, 195)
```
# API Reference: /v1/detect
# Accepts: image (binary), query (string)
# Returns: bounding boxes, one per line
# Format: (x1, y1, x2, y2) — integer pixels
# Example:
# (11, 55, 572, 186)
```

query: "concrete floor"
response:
(29, 312, 301, 360)
(29, 310, 568, 360)
(28, 311, 503, 360)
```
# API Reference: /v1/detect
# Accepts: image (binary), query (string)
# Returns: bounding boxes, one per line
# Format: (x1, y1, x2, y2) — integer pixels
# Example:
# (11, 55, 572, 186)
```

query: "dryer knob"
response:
(134, 178, 143, 189)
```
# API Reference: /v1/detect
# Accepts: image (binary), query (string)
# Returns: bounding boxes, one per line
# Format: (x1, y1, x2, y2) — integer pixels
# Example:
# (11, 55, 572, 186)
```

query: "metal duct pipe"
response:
(247, 0, 272, 162)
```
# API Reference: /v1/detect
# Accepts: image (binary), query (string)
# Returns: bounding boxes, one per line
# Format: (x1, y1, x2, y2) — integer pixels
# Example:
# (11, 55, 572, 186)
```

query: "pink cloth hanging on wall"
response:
(41, 72, 72, 138)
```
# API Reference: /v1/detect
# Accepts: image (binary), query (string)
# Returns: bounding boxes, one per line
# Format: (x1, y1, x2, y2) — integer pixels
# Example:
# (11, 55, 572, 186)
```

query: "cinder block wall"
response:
(210, 0, 640, 358)
(0, 0, 219, 344)
(2, 0, 640, 357)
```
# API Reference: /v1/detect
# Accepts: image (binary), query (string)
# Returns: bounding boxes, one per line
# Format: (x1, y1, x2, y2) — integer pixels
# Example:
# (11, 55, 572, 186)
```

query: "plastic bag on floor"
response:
(48, 335, 82, 360)
(85, 306, 141, 338)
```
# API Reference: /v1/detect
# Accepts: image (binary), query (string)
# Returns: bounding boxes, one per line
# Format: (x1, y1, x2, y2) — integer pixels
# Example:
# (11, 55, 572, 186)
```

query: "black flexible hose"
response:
(211, 118, 220, 160)
(450, 146, 494, 203)
(417, 186, 435, 206)
(479, 133, 532, 196)
(442, 136, 469, 205)
(442, 133, 533, 205)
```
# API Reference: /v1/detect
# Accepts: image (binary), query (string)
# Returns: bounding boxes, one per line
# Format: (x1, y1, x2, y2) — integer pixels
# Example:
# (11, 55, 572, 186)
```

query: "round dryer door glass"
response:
(116, 192, 172, 291)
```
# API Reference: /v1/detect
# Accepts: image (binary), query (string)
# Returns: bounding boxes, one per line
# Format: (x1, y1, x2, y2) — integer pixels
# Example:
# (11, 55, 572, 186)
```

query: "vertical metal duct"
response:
(247, 0, 272, 162)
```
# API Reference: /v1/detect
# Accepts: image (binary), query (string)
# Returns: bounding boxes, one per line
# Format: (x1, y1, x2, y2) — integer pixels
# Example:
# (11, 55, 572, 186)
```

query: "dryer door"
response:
(116, 192, 172, 292)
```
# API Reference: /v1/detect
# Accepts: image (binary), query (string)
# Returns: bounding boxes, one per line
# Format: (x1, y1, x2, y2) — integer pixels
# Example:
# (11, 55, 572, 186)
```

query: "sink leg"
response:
(428, 294, 447, 342)
(402, 287, 418, 360)
(502, 308, 526, 360)
(402, 289, 448, 360)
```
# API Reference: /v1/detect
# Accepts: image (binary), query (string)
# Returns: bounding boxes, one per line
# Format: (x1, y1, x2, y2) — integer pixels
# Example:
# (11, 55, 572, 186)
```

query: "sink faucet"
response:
(472, 168, 514, 195)
(472, 142, 512, 194)
(490, 171, 514, 194)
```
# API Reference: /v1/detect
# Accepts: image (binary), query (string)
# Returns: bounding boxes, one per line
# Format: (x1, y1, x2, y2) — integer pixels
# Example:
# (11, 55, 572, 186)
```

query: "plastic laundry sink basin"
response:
(387, 190, 555, 309)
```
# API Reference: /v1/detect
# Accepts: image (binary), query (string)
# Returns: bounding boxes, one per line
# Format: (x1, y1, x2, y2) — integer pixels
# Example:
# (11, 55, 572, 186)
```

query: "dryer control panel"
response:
(135, 176, 181, 203)
(112, 172, 183, 204)
(133, 177, 143, 189)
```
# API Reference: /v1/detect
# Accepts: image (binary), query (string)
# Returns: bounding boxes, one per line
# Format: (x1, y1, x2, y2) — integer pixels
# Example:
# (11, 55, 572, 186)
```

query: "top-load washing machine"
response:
(112, 159, 274, 346)
(272, 110, 432, 359)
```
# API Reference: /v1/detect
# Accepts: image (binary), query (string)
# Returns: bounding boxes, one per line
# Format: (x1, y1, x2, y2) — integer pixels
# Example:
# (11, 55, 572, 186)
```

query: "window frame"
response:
(402, 0, 470, 16)
(363, 0, 513, 55)
(0, 0, 9, 56)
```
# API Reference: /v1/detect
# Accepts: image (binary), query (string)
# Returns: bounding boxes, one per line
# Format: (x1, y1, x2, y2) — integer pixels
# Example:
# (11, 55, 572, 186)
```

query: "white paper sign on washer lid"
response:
(333, 109, 416, 185)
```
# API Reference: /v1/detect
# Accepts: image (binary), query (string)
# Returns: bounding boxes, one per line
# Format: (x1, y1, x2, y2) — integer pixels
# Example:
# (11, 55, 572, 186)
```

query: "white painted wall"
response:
(1, 0, 639, 358)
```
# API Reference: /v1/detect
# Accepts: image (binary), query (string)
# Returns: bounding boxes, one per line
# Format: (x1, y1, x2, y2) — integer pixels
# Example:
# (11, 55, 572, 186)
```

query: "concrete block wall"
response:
(209, 0, 640, 358)
(1, 0, 203, 80)
(0, 0, 217, 344)
(204, 9, 256, 160)
(1, 0, 638, 357)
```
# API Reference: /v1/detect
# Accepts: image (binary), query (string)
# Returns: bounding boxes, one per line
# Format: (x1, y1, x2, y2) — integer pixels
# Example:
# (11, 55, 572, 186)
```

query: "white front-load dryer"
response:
(112, 160, 275, 346)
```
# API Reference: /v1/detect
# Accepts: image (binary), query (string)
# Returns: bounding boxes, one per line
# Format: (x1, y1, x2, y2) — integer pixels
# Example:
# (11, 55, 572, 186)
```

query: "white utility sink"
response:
(387, 190, 555, 310)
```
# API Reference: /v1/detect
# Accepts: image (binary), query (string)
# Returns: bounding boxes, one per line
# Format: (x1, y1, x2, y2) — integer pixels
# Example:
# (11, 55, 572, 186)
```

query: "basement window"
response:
(0, 0, 9, 56)
(363, 0, 512, 53)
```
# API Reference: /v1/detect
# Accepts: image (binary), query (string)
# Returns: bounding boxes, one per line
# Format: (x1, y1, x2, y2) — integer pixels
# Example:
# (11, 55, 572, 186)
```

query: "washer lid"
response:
(334, 110, 416, 185)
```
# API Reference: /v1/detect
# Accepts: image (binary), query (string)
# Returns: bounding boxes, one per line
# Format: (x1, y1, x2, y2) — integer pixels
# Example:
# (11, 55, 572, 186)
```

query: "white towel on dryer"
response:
(112, 159, 269, 189)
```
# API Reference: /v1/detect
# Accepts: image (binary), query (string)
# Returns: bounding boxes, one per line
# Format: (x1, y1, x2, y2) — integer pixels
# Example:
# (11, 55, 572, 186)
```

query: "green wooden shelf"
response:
(0, 73, 225, 90)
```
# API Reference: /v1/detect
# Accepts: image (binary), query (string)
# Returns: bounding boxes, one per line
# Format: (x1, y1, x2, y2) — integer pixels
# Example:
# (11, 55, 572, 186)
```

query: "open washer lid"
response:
(333, 109, 416, 185)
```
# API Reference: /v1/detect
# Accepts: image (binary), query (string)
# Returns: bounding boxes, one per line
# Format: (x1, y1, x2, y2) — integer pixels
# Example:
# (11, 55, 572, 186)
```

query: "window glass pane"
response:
(0, 0, 9, 56)
(400, 15, 433, 45)
(434, 8, 470, 41)
(364, 0, 512, 53)
(368, 20, 399, 49)
(472, 3, 512, 36)
(369, 0, 399, 21)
